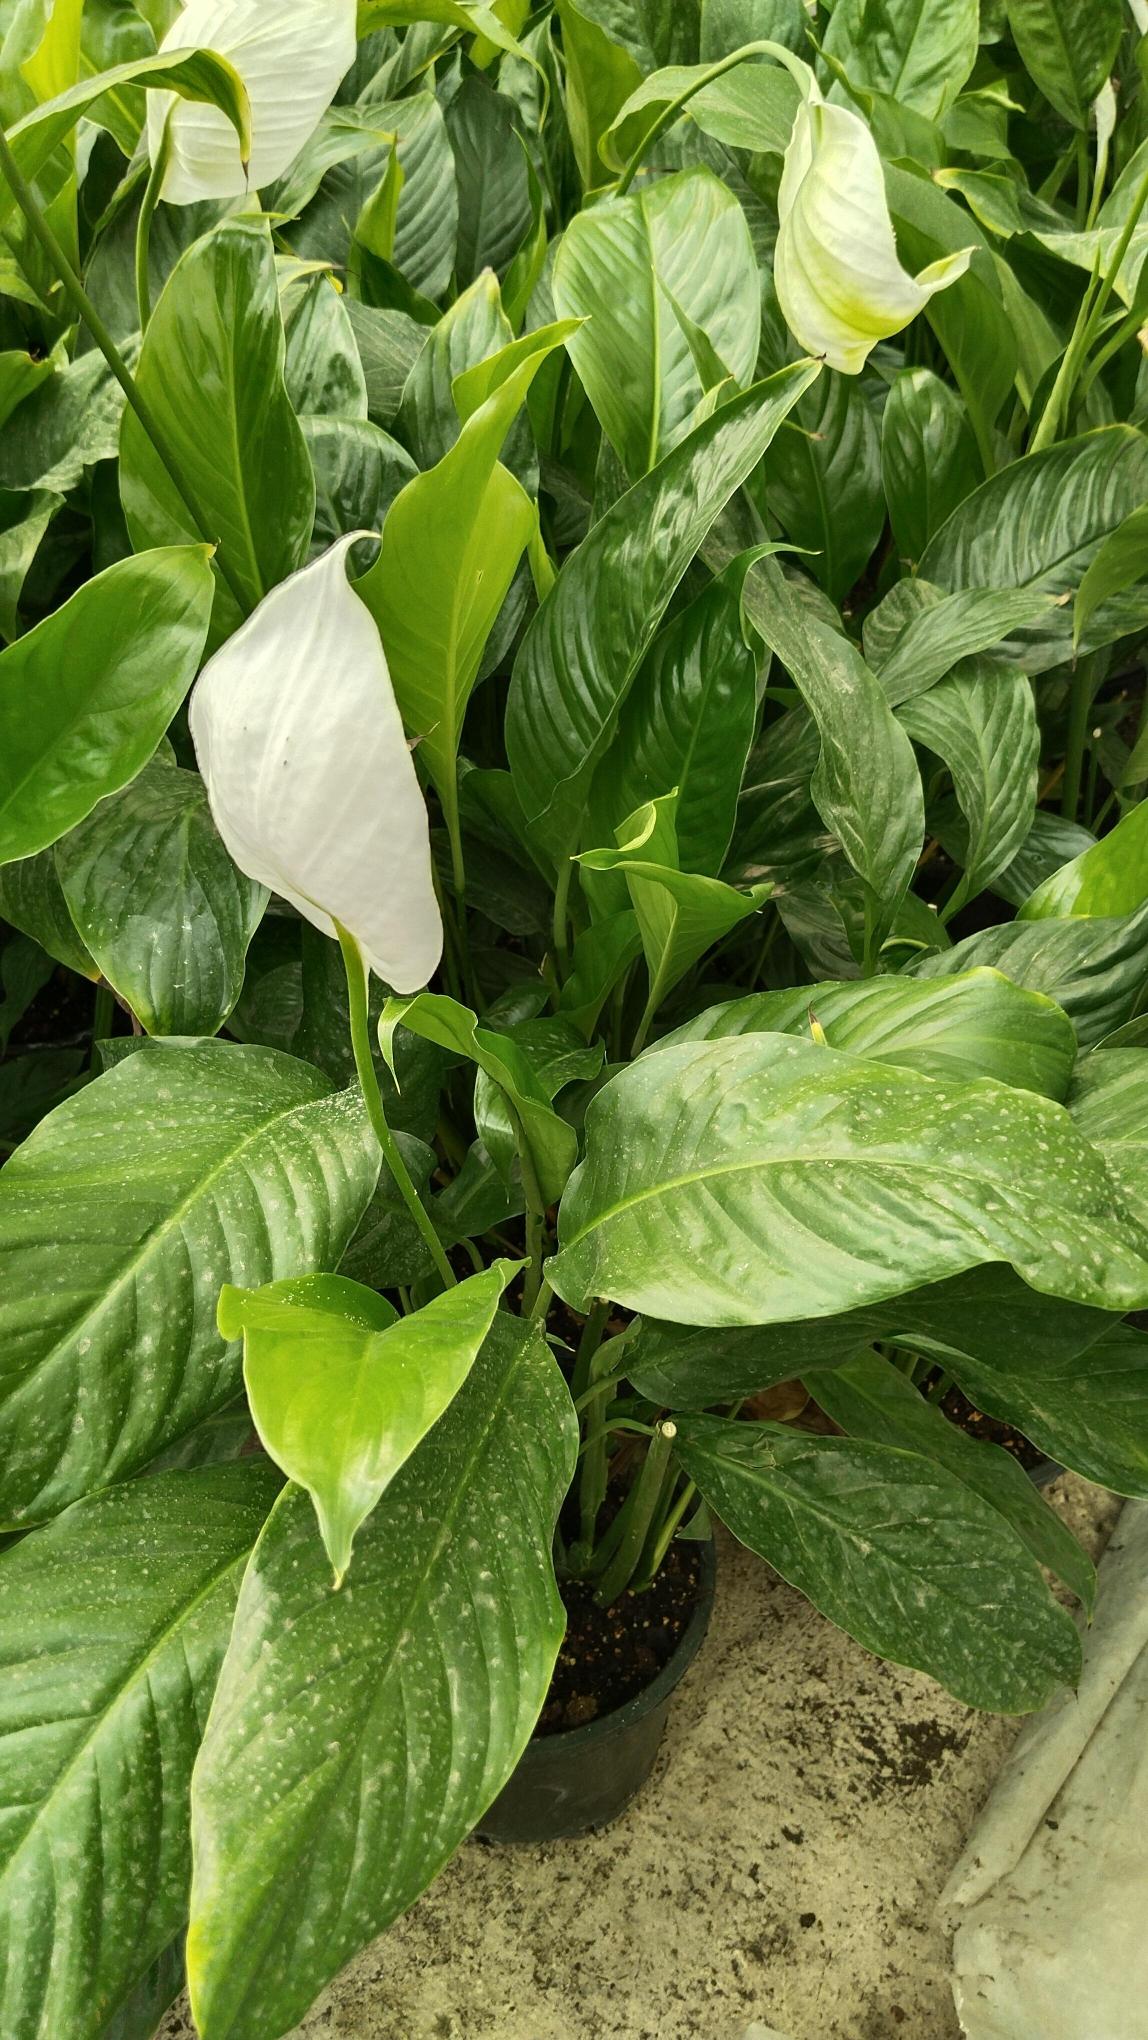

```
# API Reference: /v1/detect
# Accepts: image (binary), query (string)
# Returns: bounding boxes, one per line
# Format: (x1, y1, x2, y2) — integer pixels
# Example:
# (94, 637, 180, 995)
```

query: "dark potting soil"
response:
(939, 1384, 1046, 1471)
(537, 1538, 704, 1737)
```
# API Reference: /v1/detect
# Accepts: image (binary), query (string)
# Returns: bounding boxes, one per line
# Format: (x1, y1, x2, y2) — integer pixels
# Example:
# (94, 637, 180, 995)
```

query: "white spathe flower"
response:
(189, 536, 443, 993)
(775, 83, 973, 375)
(149, 0, 357, 205)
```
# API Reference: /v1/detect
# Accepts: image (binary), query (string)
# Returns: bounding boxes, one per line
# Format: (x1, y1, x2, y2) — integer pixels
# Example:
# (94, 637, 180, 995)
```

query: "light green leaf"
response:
(120, 217, 314, 638)
(676, 1415, 1081, 1710)
(899, 656, 1039, 914)
(0, 486, 61, 641)
(0, 347, 56, 430)
(666, 966, 1079, 1099)
(0, 46, 251, 234)
(920, 428, 1148, 672)
(0, 348, 127, 494)
(911, 905, 1148, 1047)
(1004, 0, 1123, 126)
(0, 1463, 279, 2040)
(580, 793, 768, 1027)
(380, 991, 577, 1205)
(1020, 798, 1148, 920)
(811, 1349, 1094, 1608)
(587, 551, 761, 876)
(0, 545, 214, 867)
(357, 0, 535, 65)
(53, 755, 268, 1036)
(601, 55, 801, 168)
(765, 372, 884, 602)
(1067, 1046, 1148, 1226)
(186, 1311, 576, 2040)
(881, 367, 982, 561)
(823, 0, 979, 118)
(506, 363, 820, 864)
(552, 166, 760, 478)
(554, 0, 643, 187)
(0, 1040, 379, 1527)
(221, 1260, 521, 1583)
(396, 270, 510, 467)
(356, 322, 572, 864)
(550, 1033, 1148, 1324)
(991, 809, 1097, 908)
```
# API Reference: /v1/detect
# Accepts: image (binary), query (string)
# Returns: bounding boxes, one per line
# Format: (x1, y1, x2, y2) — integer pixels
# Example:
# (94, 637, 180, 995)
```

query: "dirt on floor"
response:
(160, 1474, 1120, 2040)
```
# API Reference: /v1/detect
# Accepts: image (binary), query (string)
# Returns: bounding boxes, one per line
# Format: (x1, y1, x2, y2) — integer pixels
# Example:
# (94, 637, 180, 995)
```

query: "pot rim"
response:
(523, 1535, 718, 1759)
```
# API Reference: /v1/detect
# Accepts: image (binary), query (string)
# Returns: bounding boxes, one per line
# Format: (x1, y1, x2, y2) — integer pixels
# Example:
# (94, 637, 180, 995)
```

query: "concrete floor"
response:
(161, 1475, 1120, 2040)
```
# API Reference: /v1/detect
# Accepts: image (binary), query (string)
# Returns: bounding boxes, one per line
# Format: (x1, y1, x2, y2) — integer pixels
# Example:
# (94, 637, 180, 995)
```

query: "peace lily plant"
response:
(2, 1, 1148, 2036)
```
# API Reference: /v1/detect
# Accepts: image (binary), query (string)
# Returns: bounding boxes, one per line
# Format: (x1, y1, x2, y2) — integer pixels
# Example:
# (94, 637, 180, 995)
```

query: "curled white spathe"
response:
(776, 83, 973, 375)
(149, 0, 357, 205)
(189, 537, 443, 994)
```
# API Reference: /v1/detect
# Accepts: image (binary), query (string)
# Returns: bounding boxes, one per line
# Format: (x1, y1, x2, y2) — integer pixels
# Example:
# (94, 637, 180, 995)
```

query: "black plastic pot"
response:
(478, 1540, 717, 1844)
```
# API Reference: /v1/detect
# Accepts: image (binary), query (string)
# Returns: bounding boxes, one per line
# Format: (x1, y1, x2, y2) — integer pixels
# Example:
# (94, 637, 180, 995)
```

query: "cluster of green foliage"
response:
(3, 1, 1148, 2036)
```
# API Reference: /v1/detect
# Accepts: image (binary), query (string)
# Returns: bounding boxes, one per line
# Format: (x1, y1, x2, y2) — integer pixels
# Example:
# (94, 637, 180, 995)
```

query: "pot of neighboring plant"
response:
(478, 1536, 717, 1844)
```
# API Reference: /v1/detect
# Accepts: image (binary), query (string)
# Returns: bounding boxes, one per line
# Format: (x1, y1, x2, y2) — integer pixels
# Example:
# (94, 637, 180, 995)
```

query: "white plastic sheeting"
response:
(942, 1502, 1148, 2040)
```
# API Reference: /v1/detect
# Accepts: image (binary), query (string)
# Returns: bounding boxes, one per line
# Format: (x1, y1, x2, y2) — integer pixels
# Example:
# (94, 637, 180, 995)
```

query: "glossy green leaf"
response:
(881, 367, 982, 561)
(674, 1414, 1080, 1709)
(666, 966, 1078, 1099)
(0, 486, 61, 642)
(627, 1263, 1114, 1408)
(1074, 502, 1148, 650)
(566, 0, 700, 67)
(187, 1311, 576, 2040)
(552, 166, 760, 478)
(746, 561, 924, 947)
(0, 545, 214, 867)
(0, 1041, 378, 1527)
(506, 364, 820, 864)
(0, 1463, 279, 2040)
(221, 1261, 520, 1583)
(0, 47, 251, 234)
(765, 373, 884, 602)
(120, 217, 314, 637)
(0, 847, 94, 980)
(357, 323, 571, 861)
(357, 0, 535, 65)
(303, 416, 416, 555)
(550, 1033, 1148, 1325)
(380, 991, 577, 1205)
(0, 349, 126, 495)
(445, 74, 532, 284)
(1005, 0, 1123, 126)
(580, 794, 768, 1023)
(554, 0, 644, 186)
(601, 54, 801, 168)
(282, 272, 368, 422)
(946, 1320, 1148, 1498)
(53, 756, 268, 1037)
(883, 165, 1016, 458)
(1019, 798, 1148, 920)
(912, 904, 1148, 1047)
(899, 656, 1038, 914)
(991, 809, 1097, 909)
(588, 552, 760, 876)
(396, 269, 510, 467)
(1067, 1047, 1148, 1225)
(823, 0, 979, 118)
(870, 585, 1056, 707)
(811, 1349, 1094, 1608)
(920, 428, 1148, 671)
(0, 348, 56, 432)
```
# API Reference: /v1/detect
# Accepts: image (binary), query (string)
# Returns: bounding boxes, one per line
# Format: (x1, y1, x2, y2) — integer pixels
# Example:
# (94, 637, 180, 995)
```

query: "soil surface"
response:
(939, 1386, 1048, 1472)
(539, 1541, 704, 1734)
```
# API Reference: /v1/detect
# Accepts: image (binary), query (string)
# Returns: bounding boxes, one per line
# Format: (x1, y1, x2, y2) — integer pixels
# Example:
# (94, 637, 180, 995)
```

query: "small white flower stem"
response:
(615, 39, 808, 197)
(336, 923, 456, 1292)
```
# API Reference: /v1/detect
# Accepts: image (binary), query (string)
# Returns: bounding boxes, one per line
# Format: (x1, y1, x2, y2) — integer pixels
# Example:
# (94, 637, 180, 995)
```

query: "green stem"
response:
(336, 924, 456, 1291)
(576, 1341, 619, 1562)
(552, 854, 573, 975)
(594, 1422, 677, 1606)
(571, 1296, 612, 1401)
(615, 39, 807, 196)
(1061, 654, 1098, 821)
(634, 1477, 698, 1591)
(515, 1124, 548, 1315)
(135, 113, 171, 333)
(1032, 156, 1148, 453)
(91, 981, 115, 1068)
(0, 122, 250, 618)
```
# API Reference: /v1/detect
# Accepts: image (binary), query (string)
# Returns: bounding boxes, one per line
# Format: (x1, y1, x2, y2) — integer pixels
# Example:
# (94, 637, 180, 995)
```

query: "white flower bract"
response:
(149, 0, 357, 205)
(776, 86, 973, 375)
(189, 537, 443, 993)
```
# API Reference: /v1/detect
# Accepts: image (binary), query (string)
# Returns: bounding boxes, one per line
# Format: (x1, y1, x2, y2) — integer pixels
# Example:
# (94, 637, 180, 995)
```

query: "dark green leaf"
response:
(881, 367, 982, 561)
